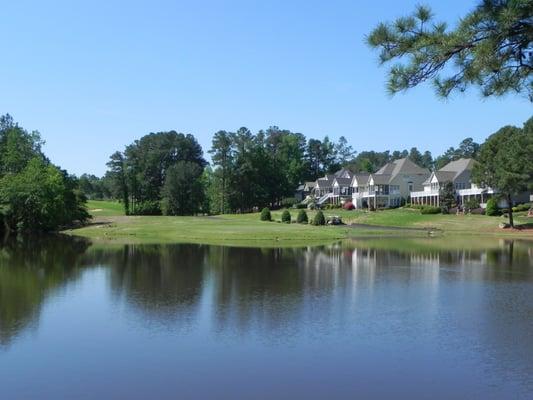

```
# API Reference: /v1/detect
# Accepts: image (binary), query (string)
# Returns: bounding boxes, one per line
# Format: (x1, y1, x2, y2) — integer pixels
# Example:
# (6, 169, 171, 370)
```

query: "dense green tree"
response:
(209, 130, 234, 214)
(0, 114, 45, 175)
(78, 174, 110, 200)
(473, 120, 533, 227)
(161, 161, 205, 216)
(0, 158, 88, 231)
(106, 151, 130, 215)
(439, 181, 456, 213)
(107, 131, 206, 215)
(335, 136, 356, 165)
(434, 137, 481, 169)
(0, 115, 87, 232)
(368, 1, 533, 100)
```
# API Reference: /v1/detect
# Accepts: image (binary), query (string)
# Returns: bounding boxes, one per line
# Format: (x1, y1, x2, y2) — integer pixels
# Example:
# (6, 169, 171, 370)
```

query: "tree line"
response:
(0, 115, 89, 233)
(95, 125, 490, 216)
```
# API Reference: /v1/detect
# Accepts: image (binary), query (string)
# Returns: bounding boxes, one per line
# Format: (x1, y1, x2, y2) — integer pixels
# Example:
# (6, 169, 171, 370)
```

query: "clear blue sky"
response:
(1, 0, 531, 176)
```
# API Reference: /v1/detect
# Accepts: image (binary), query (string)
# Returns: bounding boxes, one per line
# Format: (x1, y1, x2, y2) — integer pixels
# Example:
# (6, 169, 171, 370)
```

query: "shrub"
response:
(260, 207, 271, 221)
(133, 200, 162, 215)
(313, 210, 326, 226)
(485, 198, 500, 216)
(281, 209, 291, 223)
(307, 202, 317, 210)
(297, 209, 308, 224)
(420, 206, 441, 215)
(293, 203, 307, 209)
(512, 203, 531, 212)
(343, 201, 355, 210)
(464, 198, 480, 212)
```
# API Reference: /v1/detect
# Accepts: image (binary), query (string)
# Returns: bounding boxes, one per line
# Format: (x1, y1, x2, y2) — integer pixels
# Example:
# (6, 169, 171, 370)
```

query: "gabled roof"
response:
(304, 181, 317, 189)
(316, 178, 333, 189)
(376, 158, 429, 177)
(423, 171, 456, 185)
(370, 174, 392, 185)
(351, 173, 370, 186)
(333, 177, 352, 187)
(439, 158, 476, 174)
(425, 158, 477, 184)
(334, 168, 354, 179)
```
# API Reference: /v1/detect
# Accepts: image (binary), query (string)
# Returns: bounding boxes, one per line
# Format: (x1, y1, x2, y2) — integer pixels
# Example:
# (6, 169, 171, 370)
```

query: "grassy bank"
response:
(64, 200, 533, 245)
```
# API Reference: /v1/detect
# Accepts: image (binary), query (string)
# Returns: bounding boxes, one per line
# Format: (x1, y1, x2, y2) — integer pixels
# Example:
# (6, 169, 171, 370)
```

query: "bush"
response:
(512, 203, 531, 212)
(261, 207, 272, 221)
(485, 198, 500, 216)
(313, 210, 326, 226)
(464, 198, 480, 212)
(343, 201, 355, 210)
(296, 209, 308, 224)
(420, 206, 441, 215)
(281, 209, 291, 223)
(324, 203, 341, 210)
(293, 203, 307, 209)
(260, 207, 271, 221)
(133, 200, 162, 215)
(307, 202, 317, 210)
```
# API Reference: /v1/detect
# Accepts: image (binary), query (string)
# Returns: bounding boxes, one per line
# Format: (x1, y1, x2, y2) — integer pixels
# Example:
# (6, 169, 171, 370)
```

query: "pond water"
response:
(1, 236, 533, 399)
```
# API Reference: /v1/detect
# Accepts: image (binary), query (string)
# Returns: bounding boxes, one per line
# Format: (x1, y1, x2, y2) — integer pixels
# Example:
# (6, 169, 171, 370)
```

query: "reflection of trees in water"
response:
(90, 244, 208, 323)
(0, 235, 90, 346)
(2, 237, 533, 347)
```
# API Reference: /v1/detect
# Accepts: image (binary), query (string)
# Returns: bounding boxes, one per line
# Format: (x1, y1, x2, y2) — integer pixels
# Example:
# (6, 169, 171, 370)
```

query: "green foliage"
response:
(473, 118, 533, 226)
(281, 209, 291, 223)
(485, 198, 500, 216)
(419, 206, 441, 215)
(281, 197, 297, 208)
(161, 161, 205, 216)
(512, 203, 532, 212)
(296, 209, 308, 224)
(132, 200, 162, 216)
(434, 138, 481, 169)
(78, 174, 111, 200)
(0, 115, 88, 232)
(260, 207, 271, 221)
(107, 131, 206, 215)
(439, 181, 456, 213)
(0, 158, 89, 231)
(313, 210, 326, 226)
(368, 2, 533, 100)
(464, 198, 481, 212)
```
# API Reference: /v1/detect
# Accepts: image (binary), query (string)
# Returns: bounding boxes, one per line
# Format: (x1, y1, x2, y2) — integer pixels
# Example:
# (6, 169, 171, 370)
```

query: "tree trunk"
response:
(507, 193, 514, 228)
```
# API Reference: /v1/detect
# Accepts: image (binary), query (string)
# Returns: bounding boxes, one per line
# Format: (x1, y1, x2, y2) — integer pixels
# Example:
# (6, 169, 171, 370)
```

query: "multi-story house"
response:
(352, 158, 429, 209)
(410, 158, 492, 207)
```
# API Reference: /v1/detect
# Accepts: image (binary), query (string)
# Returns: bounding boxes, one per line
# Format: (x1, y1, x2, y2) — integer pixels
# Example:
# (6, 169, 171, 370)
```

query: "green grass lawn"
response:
(87, 200, 125, 216)
(67, 201, 533, 245)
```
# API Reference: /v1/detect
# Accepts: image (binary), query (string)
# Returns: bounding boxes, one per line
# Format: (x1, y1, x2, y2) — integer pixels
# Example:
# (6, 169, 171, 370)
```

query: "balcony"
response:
(410, 189, 439, 197)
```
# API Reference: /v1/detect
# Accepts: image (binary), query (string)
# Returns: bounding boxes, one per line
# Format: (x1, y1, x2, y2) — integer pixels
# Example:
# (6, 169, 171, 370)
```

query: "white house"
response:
(352, 158, 429, 209)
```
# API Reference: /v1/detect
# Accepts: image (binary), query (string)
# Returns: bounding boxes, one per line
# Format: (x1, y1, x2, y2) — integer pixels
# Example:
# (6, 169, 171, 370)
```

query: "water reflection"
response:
(0, 235, 90, 346)
(1, 236, 533, 397)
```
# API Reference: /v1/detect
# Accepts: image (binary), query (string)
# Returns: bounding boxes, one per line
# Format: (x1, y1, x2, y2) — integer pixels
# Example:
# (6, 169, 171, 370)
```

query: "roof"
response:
(423, 171, 456, 185)
(370, 174, 392, 185)
(425, 158, 477, 183)
(334, 168, 354, 179)
(351, 173, 370, 186)
(333, 177, 352, 186)
(316, 179, 333, 188)
(440, 158, 476, 173)
(376, 158, 429, 177)
(304, 181, 317, 188)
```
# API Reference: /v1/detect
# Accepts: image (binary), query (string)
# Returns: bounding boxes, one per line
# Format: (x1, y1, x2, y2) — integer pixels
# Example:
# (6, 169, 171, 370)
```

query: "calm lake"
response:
(1, 236, 533, 399)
